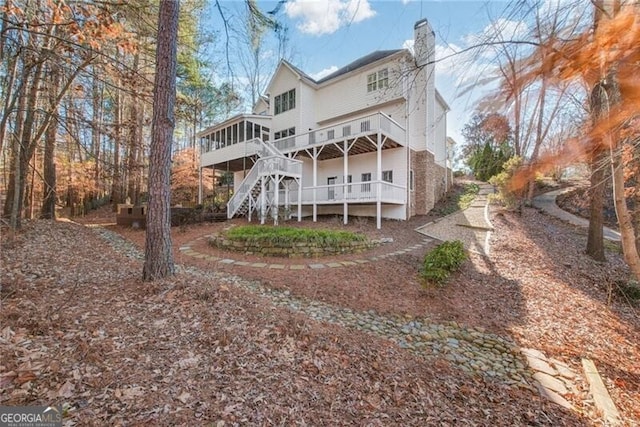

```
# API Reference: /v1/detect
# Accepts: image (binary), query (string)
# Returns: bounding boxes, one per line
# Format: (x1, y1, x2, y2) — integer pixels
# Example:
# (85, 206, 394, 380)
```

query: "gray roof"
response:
(315, 49, 404, 84)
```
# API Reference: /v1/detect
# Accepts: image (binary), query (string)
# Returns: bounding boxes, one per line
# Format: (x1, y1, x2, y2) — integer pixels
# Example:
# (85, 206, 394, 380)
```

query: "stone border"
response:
(179, 234, 434, 270)
(208, 233, 377, 258)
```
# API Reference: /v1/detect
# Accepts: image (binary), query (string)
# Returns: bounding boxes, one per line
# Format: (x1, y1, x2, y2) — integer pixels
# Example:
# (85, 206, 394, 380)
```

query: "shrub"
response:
(618, 280, 640, 305)
(489, 156, 523, 209)
(421, 240, 467, 286)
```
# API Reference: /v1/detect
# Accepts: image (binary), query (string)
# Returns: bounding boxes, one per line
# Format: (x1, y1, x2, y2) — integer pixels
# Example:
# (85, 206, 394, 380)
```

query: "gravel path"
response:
(415, 183, 494, 255)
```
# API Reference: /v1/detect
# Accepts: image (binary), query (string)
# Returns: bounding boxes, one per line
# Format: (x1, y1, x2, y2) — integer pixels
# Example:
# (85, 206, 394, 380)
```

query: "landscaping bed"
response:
(208, 225, 376, 258)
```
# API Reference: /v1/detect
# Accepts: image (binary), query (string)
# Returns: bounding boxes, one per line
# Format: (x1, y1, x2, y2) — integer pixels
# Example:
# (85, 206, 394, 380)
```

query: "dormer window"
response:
(367, 68, 388, 92)
(274, 89, 296, 115)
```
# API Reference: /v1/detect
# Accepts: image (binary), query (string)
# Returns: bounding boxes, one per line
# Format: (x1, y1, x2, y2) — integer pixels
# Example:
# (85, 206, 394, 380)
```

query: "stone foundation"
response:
(410, 150, 452, 217)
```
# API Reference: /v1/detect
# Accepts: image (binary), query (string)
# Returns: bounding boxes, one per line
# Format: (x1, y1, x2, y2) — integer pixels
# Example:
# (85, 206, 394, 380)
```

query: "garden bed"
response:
(208, 225, 377, 258)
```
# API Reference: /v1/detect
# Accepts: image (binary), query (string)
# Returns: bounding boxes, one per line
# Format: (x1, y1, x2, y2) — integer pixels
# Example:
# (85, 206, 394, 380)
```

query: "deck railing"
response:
(272, 112, 405, 153)
(227, 154, 302, 218)
(284, 181, 405, 205)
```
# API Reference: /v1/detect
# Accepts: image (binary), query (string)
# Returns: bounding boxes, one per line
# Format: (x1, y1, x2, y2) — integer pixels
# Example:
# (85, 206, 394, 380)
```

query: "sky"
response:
(206, 0, 529, 147)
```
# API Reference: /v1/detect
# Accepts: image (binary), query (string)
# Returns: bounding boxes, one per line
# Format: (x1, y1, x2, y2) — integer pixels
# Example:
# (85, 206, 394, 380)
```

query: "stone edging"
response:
(208, 234, 377, 258)
(178, 234, 434, 270)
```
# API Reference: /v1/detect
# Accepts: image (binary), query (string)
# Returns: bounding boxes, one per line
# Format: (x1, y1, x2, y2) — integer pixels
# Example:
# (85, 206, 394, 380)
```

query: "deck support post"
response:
(376, 131, 382, 230)
(312, 147, 317, 223)
(198, 166, 203, 205)
(260, 176, 266, 225)
(297, 177, 302, 222)
(274, 174, 280, 226)
(343, 140, 349, 224)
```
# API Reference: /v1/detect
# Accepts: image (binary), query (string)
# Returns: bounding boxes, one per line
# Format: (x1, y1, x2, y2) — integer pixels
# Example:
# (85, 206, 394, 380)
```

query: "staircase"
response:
(227, 138, 302, 223)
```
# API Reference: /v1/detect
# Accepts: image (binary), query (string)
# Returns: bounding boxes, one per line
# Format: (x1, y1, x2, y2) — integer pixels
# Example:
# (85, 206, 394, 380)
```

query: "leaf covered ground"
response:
(1, 203, 638, 425)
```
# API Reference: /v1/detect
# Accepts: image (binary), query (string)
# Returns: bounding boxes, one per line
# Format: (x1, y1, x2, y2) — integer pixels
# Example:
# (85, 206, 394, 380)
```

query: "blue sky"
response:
(207, 0, 519, 144)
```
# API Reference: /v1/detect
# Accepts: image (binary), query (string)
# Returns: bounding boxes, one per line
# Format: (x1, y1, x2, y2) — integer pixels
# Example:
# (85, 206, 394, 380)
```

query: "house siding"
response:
(315, 57, 406, 124)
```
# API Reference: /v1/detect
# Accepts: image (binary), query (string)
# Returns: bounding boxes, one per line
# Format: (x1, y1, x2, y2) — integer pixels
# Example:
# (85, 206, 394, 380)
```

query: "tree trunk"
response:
(143, 0, 179, 281)
(586, 82, 610, 262)
(111, 71, 123, 208)
(42, 66, 61, 219)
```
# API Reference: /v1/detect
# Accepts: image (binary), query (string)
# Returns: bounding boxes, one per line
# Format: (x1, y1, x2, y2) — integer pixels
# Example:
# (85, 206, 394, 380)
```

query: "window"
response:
(367, 68, 389, 92)
(274, 127, 295, 140)
(327, 129, 335, 140)
(347, 175, 352, 193)
(361, 173, 371, 193)
(274, 89, 296, 115)
(410, 170, 414, 191)
(382, 170, 393, 183)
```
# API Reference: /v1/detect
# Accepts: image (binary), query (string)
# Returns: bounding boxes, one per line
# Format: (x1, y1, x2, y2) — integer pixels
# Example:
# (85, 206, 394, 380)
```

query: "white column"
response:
(376, 132, 382, 229)
(297, 177, 302, 222)
(284, 180, 290, 220)
(343, 139, 348, 225)
(312, 147, 317, 222)
(198, 166, 203, 205)
(274, 174, 280, 226)
(260, 176, 266, 225)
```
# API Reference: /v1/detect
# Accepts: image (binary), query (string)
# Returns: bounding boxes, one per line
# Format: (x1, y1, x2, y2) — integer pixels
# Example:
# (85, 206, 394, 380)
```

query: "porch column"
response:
(297, 177, 302, 222)
(284, 180, 290, 221)
(260, 176, 266, 225)
(343, 139, 348, 225)
(312, 147, 317, 222)
(376, 131, 382, 229)
(198, 166, 203, 205)
(274, 174, 280, 226)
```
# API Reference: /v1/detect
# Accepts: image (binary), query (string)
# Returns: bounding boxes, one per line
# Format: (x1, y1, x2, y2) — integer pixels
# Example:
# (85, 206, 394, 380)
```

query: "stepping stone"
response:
(205, 256, 219, 262)
(524, 353, 558, 377)
(289, 265, 305, 270)
(341, 261, 357, 266)
(326, 262, 342, 268)
(250, 262, 267, 268)
(269, 264, 285, 269)
(219, 259, 234, 264)
(533, 371, 568, 395)
(520, 347, 547, 361)
(309, 264, 325, 269)
(179, 246, 191, 251)
(535, 384, 573, 410)
(582, 358, 622, 426)
(549, 358, 577, 380)
(355, 259, 369, 264)
(234, 261, 249, 266)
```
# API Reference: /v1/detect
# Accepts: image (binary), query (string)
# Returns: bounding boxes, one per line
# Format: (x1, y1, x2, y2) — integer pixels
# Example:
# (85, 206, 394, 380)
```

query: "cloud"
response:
(402, 39, 414, 54)
(285, 0, 376, 36)
(310, 65, 339, 80)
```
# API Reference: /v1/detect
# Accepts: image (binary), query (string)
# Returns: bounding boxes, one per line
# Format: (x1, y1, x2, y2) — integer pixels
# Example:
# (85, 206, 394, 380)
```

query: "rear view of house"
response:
(198, 19, 452, 228)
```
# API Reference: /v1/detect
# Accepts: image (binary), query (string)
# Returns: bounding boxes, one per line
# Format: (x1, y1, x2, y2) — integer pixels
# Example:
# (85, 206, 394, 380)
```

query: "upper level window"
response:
(274, 89, 296, 115)
(367, 68, 389, 92)
(274, 127, 295, 140)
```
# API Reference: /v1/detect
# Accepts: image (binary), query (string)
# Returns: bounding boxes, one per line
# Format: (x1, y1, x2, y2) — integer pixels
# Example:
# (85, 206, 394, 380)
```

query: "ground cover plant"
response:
(421, 240, 468, 286)
(225, 225, 367, 245)
(435, 183, 480, 216)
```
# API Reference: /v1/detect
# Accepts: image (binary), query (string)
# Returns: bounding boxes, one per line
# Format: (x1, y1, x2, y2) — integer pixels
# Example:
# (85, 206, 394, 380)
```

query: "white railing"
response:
(272, 112, 405, 153)
(285, 181, 405, 205)
(227, 155, 302, 218)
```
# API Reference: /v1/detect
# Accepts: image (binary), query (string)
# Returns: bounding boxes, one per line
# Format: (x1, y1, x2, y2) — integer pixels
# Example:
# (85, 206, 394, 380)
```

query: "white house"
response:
(197, 19, 452, 229)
